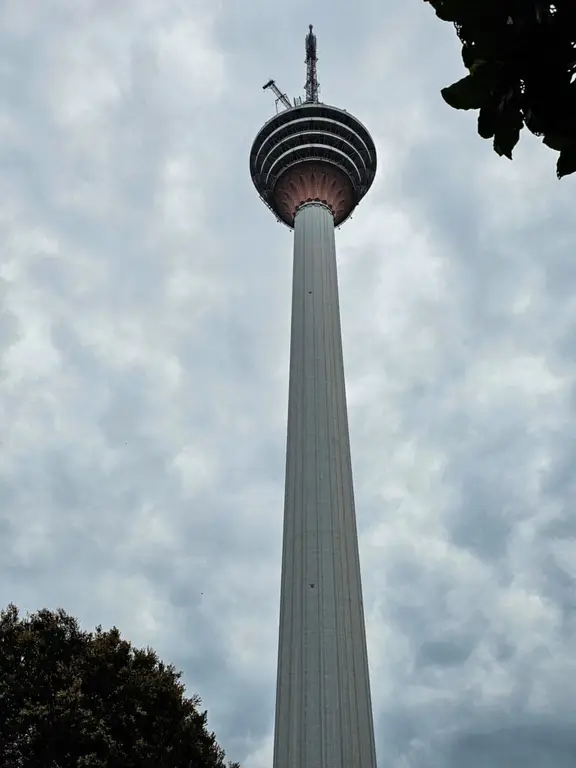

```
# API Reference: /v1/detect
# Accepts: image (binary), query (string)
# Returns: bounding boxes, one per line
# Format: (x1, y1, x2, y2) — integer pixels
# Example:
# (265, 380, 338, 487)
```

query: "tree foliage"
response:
(0, 604, 239, 768)
(424, 1, 576, 177)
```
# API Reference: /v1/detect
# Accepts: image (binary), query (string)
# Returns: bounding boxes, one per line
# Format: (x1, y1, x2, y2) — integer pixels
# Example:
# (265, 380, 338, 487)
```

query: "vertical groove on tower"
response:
(273, 202, 377, 768)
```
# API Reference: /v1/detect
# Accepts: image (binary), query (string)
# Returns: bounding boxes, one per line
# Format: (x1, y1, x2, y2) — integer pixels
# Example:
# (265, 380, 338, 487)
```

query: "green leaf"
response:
(434, 0, 464, 22)
(557, 146, 576, 178)
(493, 124, 522, 159)
(433, 0, 502, 24)
(433, 0, 487, 23)
(468, 59, 490, 74)
(492, 99, 523, 159)
(478, 105, 497, 138)
(441, 74, 493, 110)
(543, 133, 575, 152)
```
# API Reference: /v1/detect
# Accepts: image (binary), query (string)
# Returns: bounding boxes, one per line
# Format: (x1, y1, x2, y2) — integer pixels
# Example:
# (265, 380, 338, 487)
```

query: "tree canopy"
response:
(424, 1, 576, 178)
(0, 604, 238, 768)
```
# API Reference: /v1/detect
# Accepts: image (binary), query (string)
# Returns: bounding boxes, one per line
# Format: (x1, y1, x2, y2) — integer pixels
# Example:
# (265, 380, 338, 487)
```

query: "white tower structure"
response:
(250, 26, 378, 768)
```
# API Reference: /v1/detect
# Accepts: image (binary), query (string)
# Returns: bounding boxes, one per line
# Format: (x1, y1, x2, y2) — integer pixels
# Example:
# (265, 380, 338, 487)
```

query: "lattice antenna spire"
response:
(304, 24, 319, 103)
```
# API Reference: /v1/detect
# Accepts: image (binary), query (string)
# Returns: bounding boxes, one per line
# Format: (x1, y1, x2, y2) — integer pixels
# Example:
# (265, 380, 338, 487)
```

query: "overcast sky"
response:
(1, 1, 576, 767)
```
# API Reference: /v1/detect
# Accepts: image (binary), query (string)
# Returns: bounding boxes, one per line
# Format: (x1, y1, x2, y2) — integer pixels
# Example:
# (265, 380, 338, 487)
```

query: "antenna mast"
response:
(304, 24, 319, 103)
(261, 25, 320, 111)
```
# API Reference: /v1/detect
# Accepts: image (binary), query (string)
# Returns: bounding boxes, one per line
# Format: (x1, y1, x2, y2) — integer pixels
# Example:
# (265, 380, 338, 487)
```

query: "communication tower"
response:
(250, 26, 378, 768)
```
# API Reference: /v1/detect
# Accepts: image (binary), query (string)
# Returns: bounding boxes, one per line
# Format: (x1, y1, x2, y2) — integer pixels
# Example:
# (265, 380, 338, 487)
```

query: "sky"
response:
(1, 1, 576, 766)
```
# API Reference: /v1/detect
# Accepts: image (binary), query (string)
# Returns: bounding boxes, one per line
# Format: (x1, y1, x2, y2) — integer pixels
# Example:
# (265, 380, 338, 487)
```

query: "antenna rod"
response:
(304, 24, 319, 103)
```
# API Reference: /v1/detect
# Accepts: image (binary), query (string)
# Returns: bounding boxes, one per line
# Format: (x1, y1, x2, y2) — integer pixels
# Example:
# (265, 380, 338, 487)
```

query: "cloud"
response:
(1, 2, 576, 767)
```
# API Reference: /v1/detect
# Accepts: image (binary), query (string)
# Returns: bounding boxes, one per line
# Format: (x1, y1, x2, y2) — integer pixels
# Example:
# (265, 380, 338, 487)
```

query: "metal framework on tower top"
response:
(262, 24, 320, 112)
(252, 25, 377, 229)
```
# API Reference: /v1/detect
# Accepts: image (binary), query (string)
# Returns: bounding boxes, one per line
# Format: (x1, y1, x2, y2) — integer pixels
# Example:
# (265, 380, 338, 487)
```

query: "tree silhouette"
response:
(0, 604, 239, 768)
(424, 0, 576, 177)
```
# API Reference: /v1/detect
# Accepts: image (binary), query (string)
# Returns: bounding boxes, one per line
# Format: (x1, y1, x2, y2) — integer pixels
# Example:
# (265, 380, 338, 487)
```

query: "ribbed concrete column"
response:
(273, 202, 377, 768)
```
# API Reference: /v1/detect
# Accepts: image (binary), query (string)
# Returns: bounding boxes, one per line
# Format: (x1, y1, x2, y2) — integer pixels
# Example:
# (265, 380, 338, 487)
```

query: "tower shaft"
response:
(273, 202, 377, 768)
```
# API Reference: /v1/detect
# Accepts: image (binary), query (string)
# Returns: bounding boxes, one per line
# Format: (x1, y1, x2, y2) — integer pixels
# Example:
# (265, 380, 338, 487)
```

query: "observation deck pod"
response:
(250, 102, 377, 228)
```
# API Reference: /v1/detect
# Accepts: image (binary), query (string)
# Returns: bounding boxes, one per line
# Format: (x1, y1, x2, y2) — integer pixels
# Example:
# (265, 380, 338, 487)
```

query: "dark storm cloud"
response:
(449, 719, 576, 768)
(1, 1, 576, 767)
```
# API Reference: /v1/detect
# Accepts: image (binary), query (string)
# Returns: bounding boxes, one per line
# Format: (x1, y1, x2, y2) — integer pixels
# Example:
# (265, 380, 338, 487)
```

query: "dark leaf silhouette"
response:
(424, 0, 576, 177)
